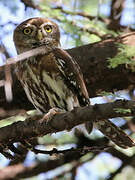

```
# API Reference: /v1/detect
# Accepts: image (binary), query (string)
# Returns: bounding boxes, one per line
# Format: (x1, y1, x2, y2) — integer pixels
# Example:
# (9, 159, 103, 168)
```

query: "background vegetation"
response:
(0, 0, 135, 180)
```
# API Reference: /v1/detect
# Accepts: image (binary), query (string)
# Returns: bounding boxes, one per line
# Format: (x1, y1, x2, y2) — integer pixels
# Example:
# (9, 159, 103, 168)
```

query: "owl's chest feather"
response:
(15, 54, 75, 112)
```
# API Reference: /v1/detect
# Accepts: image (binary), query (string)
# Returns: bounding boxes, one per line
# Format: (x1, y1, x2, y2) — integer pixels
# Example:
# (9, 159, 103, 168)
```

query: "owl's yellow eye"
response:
(23, 27, 32, 35)
(44, 25, 52, 33)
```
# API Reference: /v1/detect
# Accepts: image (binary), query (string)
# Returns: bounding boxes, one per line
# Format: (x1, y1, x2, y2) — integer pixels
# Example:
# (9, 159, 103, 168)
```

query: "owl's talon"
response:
(40, 108, 64, 124)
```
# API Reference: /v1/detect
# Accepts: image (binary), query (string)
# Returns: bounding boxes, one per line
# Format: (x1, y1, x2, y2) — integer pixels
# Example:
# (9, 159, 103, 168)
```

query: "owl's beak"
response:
(37, 30, 43, 41)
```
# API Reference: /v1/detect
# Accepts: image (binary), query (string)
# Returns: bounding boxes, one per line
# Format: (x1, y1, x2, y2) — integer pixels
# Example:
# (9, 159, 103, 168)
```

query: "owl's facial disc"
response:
(35, 23, 57, 45)
(13, 18, 60, 53)
(31, 23, 58, 48)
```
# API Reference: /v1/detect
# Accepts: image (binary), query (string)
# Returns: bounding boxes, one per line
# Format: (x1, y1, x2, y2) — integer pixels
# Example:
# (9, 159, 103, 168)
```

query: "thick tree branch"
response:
(0, 100, 135, 146)
(107, 0, 125, 31)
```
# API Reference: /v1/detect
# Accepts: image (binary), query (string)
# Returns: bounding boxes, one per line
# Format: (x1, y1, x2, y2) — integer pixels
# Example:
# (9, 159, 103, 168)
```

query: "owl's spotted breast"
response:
(16, 53, 77, 112)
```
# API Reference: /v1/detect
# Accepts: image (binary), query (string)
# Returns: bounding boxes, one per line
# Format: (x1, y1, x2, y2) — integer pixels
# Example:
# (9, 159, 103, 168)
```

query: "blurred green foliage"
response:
(40, 0, 116, 47)
(114, 108, 131, 114)
(108, 44, 135, 70)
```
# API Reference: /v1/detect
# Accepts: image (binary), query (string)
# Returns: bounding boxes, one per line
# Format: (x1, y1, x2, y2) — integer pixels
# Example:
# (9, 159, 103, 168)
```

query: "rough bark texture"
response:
(0, 99, 135, 145)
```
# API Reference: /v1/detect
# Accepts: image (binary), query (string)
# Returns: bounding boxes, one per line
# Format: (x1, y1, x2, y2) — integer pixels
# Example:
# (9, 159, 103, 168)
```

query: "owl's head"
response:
(13, 17, 60, 54)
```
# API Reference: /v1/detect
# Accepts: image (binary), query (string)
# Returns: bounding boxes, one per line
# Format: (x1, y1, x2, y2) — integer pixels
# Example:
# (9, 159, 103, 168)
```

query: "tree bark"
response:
(0, 100, 135, 146)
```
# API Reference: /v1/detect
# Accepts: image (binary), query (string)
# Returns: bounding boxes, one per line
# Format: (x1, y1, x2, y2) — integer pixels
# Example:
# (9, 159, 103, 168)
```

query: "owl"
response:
(13, 17, 135, 148)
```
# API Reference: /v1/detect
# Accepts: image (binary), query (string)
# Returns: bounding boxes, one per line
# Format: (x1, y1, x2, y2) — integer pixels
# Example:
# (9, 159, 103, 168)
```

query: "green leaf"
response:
(113, 108, 131, 114)
(108, 44, 135, 71)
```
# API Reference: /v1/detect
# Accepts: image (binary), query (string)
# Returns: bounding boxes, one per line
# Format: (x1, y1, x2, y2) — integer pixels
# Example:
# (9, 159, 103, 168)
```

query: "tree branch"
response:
(0, 100, 135, 146)
(52, 6, 105, 22)
(0, 146, 135, 180)
(0, 151, 85, 179)
(107, 148, 135, 180)
(107, 0, 125, 31)
(20, 0, 41, 10)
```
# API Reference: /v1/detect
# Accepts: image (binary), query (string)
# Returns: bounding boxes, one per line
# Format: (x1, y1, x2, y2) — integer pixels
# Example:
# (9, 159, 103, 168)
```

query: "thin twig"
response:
(30, 146, 111, 155)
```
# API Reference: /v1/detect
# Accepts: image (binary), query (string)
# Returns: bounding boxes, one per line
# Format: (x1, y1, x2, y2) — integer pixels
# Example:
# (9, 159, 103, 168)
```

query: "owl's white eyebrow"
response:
(27, 24, 31, 26)
(40, 22, 53, 27)
(24, 24, 37, 28)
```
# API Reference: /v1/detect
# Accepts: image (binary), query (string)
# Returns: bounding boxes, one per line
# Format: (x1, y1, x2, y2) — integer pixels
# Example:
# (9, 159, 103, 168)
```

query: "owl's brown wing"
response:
(52, 47, 90, 106)
(52, 47, 135, 147)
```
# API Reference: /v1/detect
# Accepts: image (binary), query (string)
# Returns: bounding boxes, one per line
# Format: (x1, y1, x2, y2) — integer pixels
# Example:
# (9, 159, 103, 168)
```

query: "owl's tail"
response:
(94, 119, 135, 148)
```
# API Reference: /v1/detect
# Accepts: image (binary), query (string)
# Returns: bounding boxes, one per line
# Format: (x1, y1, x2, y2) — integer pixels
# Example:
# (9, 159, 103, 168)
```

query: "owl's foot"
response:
(40, 108, 65, 124)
